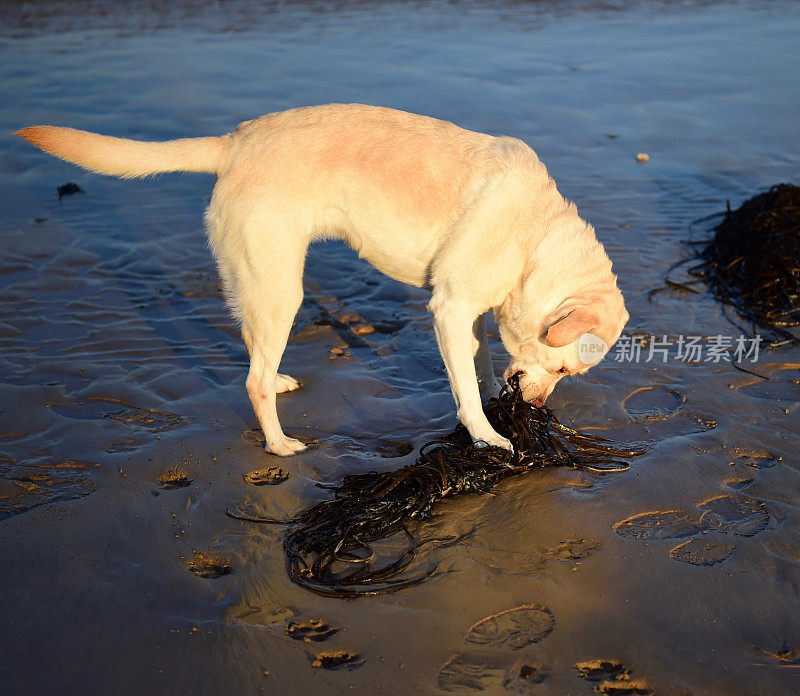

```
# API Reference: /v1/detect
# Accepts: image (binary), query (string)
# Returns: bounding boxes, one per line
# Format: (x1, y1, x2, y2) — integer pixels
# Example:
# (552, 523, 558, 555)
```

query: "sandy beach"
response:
(1, 2, 799, 694)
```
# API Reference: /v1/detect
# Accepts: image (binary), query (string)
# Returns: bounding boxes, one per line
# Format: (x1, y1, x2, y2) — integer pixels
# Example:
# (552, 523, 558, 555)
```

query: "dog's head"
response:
(494, 279, 628, 406)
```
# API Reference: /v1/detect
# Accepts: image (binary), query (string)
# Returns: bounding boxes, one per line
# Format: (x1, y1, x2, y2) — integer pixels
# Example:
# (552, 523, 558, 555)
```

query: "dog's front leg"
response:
(473, 313, 502, 400)
(429, 295, 513, 452)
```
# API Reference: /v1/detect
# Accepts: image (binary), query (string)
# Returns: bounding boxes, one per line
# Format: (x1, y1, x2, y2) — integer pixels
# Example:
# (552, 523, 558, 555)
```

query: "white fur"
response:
(17, 104, 628, 456)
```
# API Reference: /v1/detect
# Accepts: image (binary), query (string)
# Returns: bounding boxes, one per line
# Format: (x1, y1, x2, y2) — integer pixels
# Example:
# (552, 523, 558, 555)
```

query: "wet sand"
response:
(1, 2, 799, 694)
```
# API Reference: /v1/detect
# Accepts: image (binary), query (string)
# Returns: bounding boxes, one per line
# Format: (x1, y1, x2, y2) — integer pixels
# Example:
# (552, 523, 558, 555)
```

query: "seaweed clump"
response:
(229, 376, 642, 597)
(694, 184, 800, 345)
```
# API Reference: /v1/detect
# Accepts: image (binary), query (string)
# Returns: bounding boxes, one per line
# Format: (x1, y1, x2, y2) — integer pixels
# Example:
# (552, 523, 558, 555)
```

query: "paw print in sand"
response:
(437, 604, 555, 692)
(614, 494, 769, 565)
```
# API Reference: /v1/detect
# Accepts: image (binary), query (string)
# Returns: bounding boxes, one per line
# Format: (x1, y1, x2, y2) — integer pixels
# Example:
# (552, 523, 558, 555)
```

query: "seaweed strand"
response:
(231, 375, 643, 597)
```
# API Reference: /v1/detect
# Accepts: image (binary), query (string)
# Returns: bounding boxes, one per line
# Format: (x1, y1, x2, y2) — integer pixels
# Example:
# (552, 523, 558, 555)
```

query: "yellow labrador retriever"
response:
(17, 104, 628, 456)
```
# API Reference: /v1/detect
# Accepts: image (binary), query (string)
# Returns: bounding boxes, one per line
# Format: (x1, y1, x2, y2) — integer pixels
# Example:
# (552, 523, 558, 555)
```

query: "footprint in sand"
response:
(503, 662, 548, 692)
(528, 538, 603, 575)
(283, 616, 356, 674)
(623, 385, 683, 422)
(311, 651, 363, 670)
(103, 436, 149, 453)
(620, 385, 716, 438)
(574, 659, 651, 694)
(468, 539, 602, 577)
(724, 477, 754, 490)
(52, 397, 188, 453)
(614, 494, 769, 566)
(187, 550, 232, 578)
(669, 538, 736, 565)
(285, 618, 338, 643)
(227, 602, 296, 627)
(575, 658, 630, 682)
(437, 653, 506, 692)
(157, 466, 192, 489)
(613, 510, 708, 540)
(438, 655, 549, 694)
(0, 457, 97, 520)
(697, 495, 769, 537)
(437, 604, 556, 691)
(727, 447, 781, 470)
(242, 428, 266, 448)
(104, 405, 188, 432)
(243, 466, 289, 485)
(53, 397, 188, 432)
(464, 604, 555, 650)
(541, 538, 602, 563)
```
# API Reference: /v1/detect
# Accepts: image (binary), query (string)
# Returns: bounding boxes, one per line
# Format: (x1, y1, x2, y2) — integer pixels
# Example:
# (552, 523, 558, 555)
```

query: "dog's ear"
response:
(544, 308, 598, 347)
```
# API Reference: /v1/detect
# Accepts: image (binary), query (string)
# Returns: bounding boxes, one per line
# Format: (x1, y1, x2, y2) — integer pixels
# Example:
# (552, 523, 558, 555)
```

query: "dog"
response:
(16, 104, 628, 456)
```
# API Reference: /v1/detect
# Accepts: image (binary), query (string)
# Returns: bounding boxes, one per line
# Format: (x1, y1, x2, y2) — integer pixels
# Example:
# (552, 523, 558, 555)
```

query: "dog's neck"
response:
(527, 203, 618, 317)
(493, 206, 622, 348)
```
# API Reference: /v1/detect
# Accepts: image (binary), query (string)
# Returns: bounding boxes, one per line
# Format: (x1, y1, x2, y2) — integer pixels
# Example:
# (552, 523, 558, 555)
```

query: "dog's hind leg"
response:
(242, 326, 301, 394)
(244, 313, 306, 455)
(235, 230, 307, 456)
(275, 373, 302, 394)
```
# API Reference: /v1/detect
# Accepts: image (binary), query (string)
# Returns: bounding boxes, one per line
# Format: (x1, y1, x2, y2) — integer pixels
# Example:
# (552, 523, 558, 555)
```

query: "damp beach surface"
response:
(1, 2, 799, 695)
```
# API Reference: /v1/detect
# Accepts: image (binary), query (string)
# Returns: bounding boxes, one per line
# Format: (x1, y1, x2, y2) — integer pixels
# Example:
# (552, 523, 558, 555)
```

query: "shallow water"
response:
(1, 2, 799, 694)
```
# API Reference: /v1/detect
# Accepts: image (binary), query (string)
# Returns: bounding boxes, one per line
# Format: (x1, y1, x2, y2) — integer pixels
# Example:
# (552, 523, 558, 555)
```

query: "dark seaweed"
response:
(57, 182, 83, 201)
(229, 375, 643, 597)
(657, 184, 800, 347)
(696, 184, 800, 344)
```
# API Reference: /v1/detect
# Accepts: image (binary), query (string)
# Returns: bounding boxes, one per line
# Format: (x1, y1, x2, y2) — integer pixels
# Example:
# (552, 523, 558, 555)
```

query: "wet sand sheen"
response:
(1, 2, 799, 695)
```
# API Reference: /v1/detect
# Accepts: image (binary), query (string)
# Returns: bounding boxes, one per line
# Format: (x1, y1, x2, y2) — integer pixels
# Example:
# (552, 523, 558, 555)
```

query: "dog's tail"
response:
(14, 126, 227, 179)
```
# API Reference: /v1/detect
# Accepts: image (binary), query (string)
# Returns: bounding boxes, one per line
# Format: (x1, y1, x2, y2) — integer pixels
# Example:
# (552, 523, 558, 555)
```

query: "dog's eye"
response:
(557, 367, 569, 375)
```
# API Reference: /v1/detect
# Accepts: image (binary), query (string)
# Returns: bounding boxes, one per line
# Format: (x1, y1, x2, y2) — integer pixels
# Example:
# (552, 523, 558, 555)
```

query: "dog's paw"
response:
(473, 432, 514, 453)
(276, 373, 301, 394)
(267, 436, 307, 456)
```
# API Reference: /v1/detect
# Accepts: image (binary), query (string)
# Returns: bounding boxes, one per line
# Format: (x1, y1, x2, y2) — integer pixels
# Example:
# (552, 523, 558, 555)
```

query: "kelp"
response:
(228, 376, 643, 597)
(657, 184, 800, 346)
(695, 184, 800, 344)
